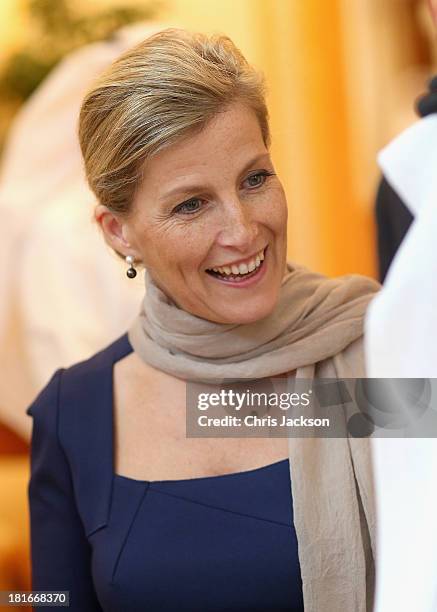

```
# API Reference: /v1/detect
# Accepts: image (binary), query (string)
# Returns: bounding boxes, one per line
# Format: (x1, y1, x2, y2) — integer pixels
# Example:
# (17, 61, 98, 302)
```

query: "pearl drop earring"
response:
(126, 255, 137, 279)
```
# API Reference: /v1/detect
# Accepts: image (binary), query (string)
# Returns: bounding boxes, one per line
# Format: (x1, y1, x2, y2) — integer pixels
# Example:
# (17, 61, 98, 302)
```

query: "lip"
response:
(206, 245, 269, 288)
(206, 245, 267, 271)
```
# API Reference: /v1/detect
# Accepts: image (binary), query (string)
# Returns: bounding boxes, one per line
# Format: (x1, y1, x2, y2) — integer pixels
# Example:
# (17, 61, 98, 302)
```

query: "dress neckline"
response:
(114, 457, 290, 485)
(109, 333, 290, 486)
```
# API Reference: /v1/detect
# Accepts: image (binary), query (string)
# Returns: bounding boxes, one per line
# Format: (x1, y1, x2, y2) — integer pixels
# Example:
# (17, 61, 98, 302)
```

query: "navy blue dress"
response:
(27, 333, 304, 611)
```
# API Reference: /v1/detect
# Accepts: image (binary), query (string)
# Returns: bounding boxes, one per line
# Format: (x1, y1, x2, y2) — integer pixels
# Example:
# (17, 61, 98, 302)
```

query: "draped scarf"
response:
(128, 260, 381, 612)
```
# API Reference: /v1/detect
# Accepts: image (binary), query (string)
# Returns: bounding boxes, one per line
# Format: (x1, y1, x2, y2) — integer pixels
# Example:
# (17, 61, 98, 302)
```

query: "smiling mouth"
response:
(206, 246, 267, 282)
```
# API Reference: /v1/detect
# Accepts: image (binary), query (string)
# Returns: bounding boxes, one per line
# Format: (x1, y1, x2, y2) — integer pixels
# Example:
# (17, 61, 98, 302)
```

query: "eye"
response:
(244, 170, 276, 189)
(171, 170, 276, 216)
(173, 198, 203, 215)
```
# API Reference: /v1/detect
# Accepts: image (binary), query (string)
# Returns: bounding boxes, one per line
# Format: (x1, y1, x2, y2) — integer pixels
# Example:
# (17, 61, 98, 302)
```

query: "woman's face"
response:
(112, 101, 288, 324)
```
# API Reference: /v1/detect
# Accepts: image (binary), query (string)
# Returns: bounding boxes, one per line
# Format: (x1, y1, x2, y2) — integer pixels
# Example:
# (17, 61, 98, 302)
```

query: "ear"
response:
(94, 204, 140, 260)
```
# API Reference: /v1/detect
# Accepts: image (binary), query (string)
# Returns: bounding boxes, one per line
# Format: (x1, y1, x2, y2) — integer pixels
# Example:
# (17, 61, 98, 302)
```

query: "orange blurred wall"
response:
(251, 0, 378, 278)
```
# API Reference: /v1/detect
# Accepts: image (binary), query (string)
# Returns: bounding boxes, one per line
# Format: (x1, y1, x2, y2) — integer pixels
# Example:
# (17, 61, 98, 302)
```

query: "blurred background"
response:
(0, 0, 435, 605)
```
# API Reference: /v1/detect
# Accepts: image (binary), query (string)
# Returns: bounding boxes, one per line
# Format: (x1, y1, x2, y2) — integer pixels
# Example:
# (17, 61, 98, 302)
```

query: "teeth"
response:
(208, 248, 266, 276)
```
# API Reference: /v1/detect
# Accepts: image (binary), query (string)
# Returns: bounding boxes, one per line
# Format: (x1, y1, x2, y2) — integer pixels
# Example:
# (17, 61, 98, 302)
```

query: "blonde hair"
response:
(78, 28, 270, 221)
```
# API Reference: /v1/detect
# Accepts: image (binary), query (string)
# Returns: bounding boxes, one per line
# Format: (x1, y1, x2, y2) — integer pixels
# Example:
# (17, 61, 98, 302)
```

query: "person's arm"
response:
(27, 369, 103, 611)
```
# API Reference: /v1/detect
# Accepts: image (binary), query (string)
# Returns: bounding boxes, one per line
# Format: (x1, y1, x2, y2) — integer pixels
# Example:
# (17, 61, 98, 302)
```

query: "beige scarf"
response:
(128, 261, 381, 612)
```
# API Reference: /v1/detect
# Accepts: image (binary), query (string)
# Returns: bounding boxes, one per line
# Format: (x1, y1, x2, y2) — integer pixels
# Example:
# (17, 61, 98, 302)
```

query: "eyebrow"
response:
(158, 152, 271, 202)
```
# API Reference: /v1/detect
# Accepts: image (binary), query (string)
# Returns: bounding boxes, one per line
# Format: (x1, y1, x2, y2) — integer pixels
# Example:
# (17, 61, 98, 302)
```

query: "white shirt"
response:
(365, 115, 437, 612)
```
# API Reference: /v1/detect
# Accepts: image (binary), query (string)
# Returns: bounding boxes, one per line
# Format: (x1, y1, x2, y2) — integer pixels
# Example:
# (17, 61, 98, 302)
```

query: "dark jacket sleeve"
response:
(26, 369, 103, 611)
(375, 177, 414, 283)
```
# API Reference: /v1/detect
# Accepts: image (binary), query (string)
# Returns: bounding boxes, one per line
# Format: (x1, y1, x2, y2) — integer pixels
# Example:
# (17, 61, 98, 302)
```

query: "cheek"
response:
(141, 220, 214, 269)
(260, 188, 288, 233)
(277, 199, 288, 228)
(176, 229, 219, 277)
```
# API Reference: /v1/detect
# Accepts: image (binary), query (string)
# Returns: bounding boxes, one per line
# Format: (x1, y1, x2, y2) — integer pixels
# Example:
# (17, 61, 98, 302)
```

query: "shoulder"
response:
(25, 332, 133, 466)
(26, 332, 132, 420)
(26, 333, 132, 537)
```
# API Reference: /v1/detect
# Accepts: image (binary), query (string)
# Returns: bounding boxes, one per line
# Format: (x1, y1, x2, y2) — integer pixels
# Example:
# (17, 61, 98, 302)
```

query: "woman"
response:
(27, 28, 380, 612)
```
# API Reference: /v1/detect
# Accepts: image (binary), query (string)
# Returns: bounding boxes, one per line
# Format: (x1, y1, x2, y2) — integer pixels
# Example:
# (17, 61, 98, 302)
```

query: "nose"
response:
(216, 197, 258, 250)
